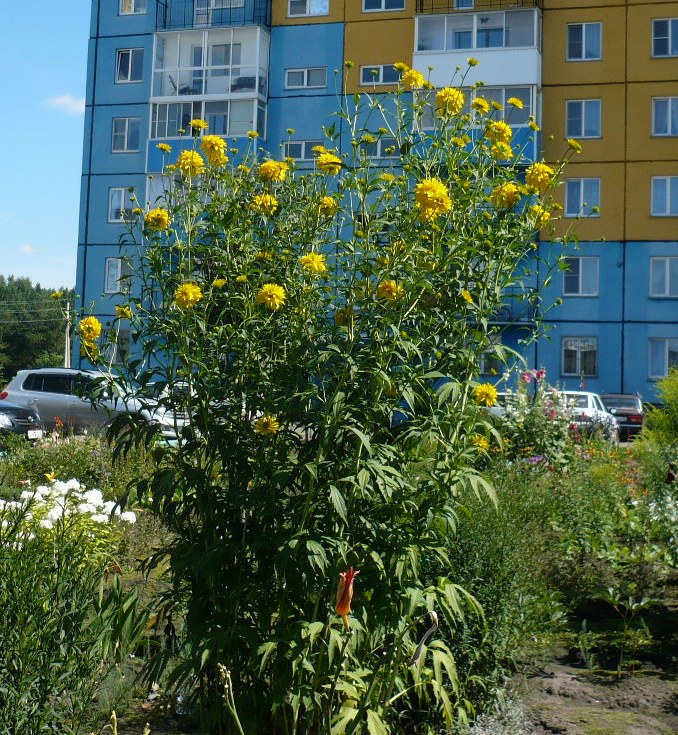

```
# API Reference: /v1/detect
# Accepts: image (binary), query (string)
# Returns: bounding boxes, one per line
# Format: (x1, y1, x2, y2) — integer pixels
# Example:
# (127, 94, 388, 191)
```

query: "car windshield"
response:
(602, 397, 641, 410)
(565, 395, 587, 408)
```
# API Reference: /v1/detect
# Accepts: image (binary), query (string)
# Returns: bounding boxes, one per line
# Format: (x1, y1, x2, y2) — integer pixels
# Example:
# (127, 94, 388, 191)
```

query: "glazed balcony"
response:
(416, 0, 541, 13)
(156, 0, 271, 30)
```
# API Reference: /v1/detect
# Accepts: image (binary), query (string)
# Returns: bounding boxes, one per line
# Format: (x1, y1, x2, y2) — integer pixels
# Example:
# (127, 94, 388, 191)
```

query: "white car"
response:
(559, 391, 618, 441)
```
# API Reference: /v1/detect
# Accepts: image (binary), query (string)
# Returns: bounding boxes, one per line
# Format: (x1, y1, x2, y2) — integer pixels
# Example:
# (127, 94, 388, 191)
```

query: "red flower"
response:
(335, 567, 359, 630)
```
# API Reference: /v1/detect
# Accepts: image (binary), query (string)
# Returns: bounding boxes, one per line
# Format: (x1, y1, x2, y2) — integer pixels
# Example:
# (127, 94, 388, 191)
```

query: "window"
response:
(565, 178, 600, 217)
(108, 188, 135, 223)
(283, 140, 324, 160)
(421, 86, 531, 129)
(285, 68, 327, 89)
(363, 0, 405, 11)
(649, 338, 678, 378)
(562, 337, 598, 377)
(479, 338, 502, 376)
(104, 257, 133, 293)
(288, 0, 328, 16)
(120, 0, 146, 13)
(455, 0, 473, 7)
(363, 136, 398, 158)
(650, 257, 678, 297)
(651, 177, 678, 216)
(567, 23, 601, 61)
(360, 65, 400, 85)
(151, 100, 256, 137)
(116, 48, 144, 83)
(566, 99, 601, 138)
(563, 256, 599, 296)
(652, 18, 678, 57)
(653, 97, 678, 136)
(111, 117, 141, 152)
(416, 10, 536, 52)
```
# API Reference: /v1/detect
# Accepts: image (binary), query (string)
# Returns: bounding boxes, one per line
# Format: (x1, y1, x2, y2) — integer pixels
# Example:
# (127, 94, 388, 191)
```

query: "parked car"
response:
(599, 393, 645, 441)
(0, 368, 184, 440)
(0, 401, 44, 440)
(559, 390, 618, 442)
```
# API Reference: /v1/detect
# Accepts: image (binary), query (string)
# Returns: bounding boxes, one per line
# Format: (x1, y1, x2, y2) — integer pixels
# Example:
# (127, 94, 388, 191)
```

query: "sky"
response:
(0, 2, 92, 289)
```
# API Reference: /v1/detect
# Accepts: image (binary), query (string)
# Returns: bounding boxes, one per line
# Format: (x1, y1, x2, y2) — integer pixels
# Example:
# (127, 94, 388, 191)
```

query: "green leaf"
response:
(345, 425, 373, 456)
(329, 485, 348, 523)
(257, 640, 278, 674)
(366, 709, 390, 735)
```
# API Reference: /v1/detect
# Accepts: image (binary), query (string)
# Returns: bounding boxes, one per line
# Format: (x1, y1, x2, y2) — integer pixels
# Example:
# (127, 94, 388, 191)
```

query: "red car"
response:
(599, 394, 645, 441)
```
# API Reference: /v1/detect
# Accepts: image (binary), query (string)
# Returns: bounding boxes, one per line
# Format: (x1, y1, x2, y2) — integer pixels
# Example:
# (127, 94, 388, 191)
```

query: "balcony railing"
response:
(156, 0, 271, 30)
(416, 0, 541, 13)
(153, 67, 268, 97)
(490, 287, 538, 325)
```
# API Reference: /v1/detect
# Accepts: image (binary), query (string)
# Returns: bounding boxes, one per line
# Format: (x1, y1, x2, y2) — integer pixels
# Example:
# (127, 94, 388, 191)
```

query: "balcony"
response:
(156, 0, 271, 30)
(416, 0, 541, 13)
(490, 287, 538, 325)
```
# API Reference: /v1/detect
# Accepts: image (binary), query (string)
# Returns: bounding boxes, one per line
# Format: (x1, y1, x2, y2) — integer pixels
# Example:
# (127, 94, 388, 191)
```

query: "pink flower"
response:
(535, 368, 546, 382)
(520, 371, 533, 384)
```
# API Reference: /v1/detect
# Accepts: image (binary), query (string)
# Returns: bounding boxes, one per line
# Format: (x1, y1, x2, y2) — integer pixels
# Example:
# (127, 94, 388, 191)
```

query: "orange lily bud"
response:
(335, 567, 359, 630)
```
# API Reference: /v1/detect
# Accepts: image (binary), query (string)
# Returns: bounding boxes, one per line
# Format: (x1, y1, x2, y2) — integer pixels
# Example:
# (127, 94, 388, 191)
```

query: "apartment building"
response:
(76, 0, 678, 399)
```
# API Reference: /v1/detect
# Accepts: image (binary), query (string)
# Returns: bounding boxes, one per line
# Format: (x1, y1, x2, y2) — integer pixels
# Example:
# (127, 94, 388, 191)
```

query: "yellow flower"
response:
(316, 151, 342, 175)
(377, 279, 404, 301)
(44, 472, 58, 482)
(472, 434, 490, 450)
(485, 120, 512, 144)
(247, 130, 260, 139)
(318, 196, 339, 216)
(436, 87, 465, 116)
(78, 315, 102, 341)
(530, 204, 551, 228)
(189, 118, 209, 131)
(393, 61, 410, 72)
(401, 68, 425, 89)
(50, 291, 63, 299)
(299, 252, 328, 275)
(380, 172, 396, 183)
(461, 289, 474, 304)
(176, 150, 205, 176)
(254, 415, 280, 435)
(334, 307, 356, 326)
(212, 278, 227, 288)
(256, 283, 286, 311)
(567, 138, 583, 154)
(174, 282, 203, 309)
(132, 207, 143, 215)
(81, 340, 99, 359)
(507, 97, 524, 109)
(235, 274, 248, 283)
(491, 182, 521, 209)
(144, 207, 171, 231)
(414, 177, 453, 222)
(250, 193, 279, 216)
(467, 57, 479, 67)
(200, 135, 228, 166)
(525, 161, 555, 193)
(491, 100, 504, 111)
(491, 141, 514, 161)
(474, 383, 498, 407)
(529, 120, 541, 132)
(115, 304, 132, 319)
(157, 143, 172, 153)
(471, 97, 490, 114)
(259, 160, 289, 182)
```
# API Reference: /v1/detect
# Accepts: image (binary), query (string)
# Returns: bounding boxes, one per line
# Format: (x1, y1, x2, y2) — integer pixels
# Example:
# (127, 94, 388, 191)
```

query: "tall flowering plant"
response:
(85, 63, 571, 732)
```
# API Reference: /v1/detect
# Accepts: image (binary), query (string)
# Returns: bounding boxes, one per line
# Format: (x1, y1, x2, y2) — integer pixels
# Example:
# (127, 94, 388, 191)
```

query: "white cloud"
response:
(44, 93, 86, 116)
(19, 244, 38, 254)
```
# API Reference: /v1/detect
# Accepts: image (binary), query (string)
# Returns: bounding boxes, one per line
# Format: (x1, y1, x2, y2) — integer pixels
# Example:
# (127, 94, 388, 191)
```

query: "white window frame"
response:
(566, 22, 602, 61)
(283, 140, 324, 160)
(116, 48, 144, 83)
(565, 178, 601, 218)
(360, 65, 400, 86)
(566, 99, 601, 139)
(108, 188, 135, 223)
(120, 0, 146, 14)
(284, 67, 327, 90)
(651, 176, 678, 216)
(111, 117, 141, 153)
(561, 337, 598, 378)
(363, 136, 398, 159)
(650, 256, 678, 297)
(652, 18, 678, 58)
(649, 337, 678, 378)
(288, 0, 328, 17)
(362, 0, 405, 12)
(653, 97, 678, 136)
(104, 258, 122, 293)
(563, 256, 599, 297)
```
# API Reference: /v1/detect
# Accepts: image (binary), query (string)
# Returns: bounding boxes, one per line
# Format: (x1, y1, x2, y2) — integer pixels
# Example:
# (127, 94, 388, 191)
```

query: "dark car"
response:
(0, 401, 44, 440)
(599, 393, 645, 441)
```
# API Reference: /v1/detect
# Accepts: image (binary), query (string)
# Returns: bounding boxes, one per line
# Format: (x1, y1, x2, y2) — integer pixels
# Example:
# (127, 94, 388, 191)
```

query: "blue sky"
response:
(1, 2, 92, 289)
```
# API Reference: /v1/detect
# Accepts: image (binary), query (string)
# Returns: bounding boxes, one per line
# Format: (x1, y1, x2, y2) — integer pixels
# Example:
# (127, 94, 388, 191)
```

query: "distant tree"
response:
(0, 276, 73, 382)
